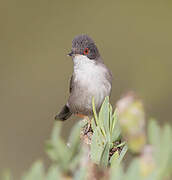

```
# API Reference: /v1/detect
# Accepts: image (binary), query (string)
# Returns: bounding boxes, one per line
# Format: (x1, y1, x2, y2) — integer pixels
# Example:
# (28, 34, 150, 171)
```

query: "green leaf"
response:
(91, 117, 96, 131)
(100, 142, 110, 167)
(110, 151, 120, 165)
(74, 166, 87, 180)
(67, 122, 81, 161)
(51, 122, 62, 143)
(21, 161, 44, 180)
(124, 159, 141, 180)
(110, 144, 128, 165)
(109, 104, 113, 133)
(45, 141, 59, 161)
(111, 109, 118, 136)
(110, 108, 121, 144)
(99, 96, 110, 138)
(158, 124, 172, 178)
(148, 119, 160, 146)
(91, 127, 106, 164)
(54, 139, 68, 164)
(111, 120, 121, 143)
(46, 122, 69, 170)
(148, 119, 161, 161)
(46, 165, 62, 180)
(118, 145, 128, 163)
(69, 150, 83, 172)
(1, 170, 12, 180)
(145, 171, 159, 180)
(92, 97, 98, 126)
(110, 164, 124, 180)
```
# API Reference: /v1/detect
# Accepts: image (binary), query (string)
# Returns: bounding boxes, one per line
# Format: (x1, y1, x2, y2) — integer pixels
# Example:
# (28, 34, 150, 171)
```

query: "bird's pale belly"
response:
(68, 77, 111, 115)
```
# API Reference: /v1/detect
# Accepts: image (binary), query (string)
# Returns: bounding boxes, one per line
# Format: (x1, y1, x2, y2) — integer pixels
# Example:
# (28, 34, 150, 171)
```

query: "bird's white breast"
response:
(73, 55, 111, 108)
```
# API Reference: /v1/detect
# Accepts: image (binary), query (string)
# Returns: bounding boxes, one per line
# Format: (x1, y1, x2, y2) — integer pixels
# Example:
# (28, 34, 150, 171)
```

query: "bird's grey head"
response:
(68, 34, 100, 60)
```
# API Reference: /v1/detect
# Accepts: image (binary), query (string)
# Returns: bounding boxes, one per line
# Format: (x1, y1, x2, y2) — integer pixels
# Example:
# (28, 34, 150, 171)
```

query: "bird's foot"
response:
(84, 117, 92, 134)
(81, 116, 93, 145)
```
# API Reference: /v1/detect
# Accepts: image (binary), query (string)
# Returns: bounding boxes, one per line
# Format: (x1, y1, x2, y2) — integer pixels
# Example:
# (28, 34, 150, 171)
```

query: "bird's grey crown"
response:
(71, 34, 100, 60)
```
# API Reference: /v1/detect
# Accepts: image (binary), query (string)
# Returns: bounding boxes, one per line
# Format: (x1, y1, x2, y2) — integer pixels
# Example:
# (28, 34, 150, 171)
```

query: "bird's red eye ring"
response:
(83, 48, 89, 55)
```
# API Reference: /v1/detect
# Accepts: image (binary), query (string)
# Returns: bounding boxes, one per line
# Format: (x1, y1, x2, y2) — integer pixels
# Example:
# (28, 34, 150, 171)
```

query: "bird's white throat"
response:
(73, 55, 106, 82)
(73, 55, 95, 71)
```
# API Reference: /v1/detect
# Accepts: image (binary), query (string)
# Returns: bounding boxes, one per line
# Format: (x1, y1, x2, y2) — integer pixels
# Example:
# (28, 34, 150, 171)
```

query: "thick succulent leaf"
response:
(46, 165, 62, 180)
(124, 159, 140, 180)
(92, 97, 98, 126)
(91, 127, 106, 164)
(111, 120, 121, 143)
(166, 147, 172, 178)
(51, 122, 62, 144)
(46, 122, 69, 168)
(1, 170, 12, 180)
(21, 161, 44, 180)
(100, 142, 110, 167)
(110, 145, 128, 165)
(74, 167, 87, 180)
(69, 150, 83, 172)
(111, 109, 118, 135)
(110, 164, 124, 180)
(109, 104, 113, 132)
(68, 122, 81, 146)
(148, 119, 161, 161)
(45, 140, 59, 161)
(145, 171, 159, 180)
(158, 125, 172, 178)
(91, 118, 96, 131)
(96, 105, 107, 137)
(110, 151, 120, 165)
(148, 119, 160, 147)
(99, 96, 110, 138)
(118, 145, 128, 163)
(67, 122, 81, 161)
(54, 139, 68, 165)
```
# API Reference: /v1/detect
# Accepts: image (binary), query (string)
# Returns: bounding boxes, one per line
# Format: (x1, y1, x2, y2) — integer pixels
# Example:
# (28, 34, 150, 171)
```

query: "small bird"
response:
(55, 34, 112, 121)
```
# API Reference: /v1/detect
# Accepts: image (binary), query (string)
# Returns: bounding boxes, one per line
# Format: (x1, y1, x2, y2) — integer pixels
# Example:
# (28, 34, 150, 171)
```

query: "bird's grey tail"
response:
(55, 105, 72, 121)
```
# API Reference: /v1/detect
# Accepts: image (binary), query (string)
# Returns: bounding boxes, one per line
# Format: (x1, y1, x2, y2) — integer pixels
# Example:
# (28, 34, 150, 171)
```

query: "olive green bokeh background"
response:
(0, 0, 172, 178)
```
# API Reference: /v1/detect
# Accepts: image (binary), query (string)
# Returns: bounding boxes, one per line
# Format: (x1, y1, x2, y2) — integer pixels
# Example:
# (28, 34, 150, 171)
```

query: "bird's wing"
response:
(55, 75, 74, 121)
(55, 104, 72, 121)
(105, 68, 113, 86)
(99, 62, 113, 86)
(69, 74, 74, 93)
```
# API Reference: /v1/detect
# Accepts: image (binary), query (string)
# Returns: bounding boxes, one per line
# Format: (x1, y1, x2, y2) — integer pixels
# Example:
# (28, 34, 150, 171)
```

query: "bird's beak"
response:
(67, 51, 74, 57)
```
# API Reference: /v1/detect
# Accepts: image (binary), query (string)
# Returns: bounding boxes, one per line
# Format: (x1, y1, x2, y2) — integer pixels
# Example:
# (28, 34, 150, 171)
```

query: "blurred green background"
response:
(0, 0, 172, 178)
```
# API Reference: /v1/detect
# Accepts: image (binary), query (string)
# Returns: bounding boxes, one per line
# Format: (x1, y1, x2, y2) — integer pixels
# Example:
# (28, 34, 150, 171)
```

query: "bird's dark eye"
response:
(83, 48, 89, 55)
